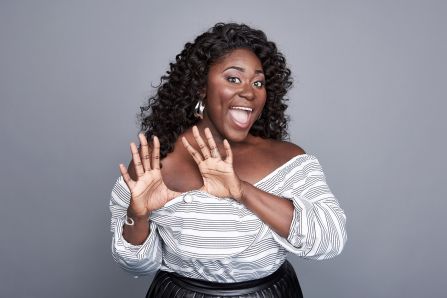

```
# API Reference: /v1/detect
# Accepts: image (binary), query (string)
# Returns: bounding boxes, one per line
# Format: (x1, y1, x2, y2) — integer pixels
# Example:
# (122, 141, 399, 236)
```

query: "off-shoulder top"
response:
(110, 154, 347, 282)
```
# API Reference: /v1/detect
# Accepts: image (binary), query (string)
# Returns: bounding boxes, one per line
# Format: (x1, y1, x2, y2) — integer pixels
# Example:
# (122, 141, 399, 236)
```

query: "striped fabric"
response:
(110, 154, 347, 282)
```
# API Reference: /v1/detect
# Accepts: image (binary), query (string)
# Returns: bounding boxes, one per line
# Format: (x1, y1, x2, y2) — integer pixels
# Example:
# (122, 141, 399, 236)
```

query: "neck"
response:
(195, 114, 253, 150)
(196, 115, 224, 142)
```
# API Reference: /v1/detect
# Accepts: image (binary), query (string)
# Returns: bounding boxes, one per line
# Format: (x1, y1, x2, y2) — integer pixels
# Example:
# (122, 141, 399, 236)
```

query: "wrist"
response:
(236, 180, 248, 203)
(124, 213, 150, 231)
(126, 209, 150, 223)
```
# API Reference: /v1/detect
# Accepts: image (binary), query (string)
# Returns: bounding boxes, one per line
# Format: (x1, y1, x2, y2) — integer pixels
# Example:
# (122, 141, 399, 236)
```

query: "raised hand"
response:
(119, 133, 181, 219)
(181, 126, 243, 201)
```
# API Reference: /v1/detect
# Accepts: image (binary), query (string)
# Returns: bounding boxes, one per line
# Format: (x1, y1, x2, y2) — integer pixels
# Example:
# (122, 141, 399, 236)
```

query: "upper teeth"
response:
(231, 107, 253, 112)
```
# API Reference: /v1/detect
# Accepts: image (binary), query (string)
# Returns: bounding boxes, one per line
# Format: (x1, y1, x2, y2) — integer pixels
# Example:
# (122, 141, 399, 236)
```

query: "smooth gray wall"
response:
(1, 1, 446, 297)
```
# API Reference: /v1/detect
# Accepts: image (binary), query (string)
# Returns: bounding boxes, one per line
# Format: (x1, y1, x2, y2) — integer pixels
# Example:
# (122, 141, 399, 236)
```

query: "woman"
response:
(110, 23, 347, 297)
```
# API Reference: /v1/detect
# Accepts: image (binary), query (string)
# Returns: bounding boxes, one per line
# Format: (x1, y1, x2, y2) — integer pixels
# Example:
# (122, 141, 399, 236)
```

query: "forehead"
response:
(211, 48, 263, 71)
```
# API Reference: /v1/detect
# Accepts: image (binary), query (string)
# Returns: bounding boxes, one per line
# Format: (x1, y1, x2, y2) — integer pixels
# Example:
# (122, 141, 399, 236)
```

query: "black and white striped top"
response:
(110, 154, 347, 282)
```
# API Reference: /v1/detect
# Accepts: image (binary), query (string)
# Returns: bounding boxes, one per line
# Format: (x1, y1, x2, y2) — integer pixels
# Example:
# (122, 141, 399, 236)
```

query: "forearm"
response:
(112, 218, 162, 275)
(239, 181, 294, 238)
(122, 213, 150, 245)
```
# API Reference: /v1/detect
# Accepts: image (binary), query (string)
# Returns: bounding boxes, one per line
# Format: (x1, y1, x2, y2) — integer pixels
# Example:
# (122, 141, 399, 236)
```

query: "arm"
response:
(245, 155, 347, 260)
(239, 181, 294, 238)
(182, 127, 346, 260)
(110, 133, 181, 275)
(121, 159, 150, 245)
(110, 176, 162, 275)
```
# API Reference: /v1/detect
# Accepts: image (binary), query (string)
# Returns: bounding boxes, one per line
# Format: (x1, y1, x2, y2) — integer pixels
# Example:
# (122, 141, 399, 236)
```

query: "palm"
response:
(199, 158, 239, 198)
(129, 170, 175, 213)
(182, 126, 243, 200)
(119, 134, 180, 218)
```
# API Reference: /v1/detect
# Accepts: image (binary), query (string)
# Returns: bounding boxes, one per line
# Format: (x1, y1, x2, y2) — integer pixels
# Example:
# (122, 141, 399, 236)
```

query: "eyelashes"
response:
(253, 81, 265, 88)
(225, 76, 265, 88)
(226, 76, 241, 84)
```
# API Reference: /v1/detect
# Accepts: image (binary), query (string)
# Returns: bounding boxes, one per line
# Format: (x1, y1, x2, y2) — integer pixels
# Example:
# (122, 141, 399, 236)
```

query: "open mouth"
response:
(228, 106, 253, 127)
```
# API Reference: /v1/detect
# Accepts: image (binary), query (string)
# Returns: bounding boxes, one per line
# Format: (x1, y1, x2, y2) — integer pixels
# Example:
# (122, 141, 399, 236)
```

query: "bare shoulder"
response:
(265, 139, 306, 164)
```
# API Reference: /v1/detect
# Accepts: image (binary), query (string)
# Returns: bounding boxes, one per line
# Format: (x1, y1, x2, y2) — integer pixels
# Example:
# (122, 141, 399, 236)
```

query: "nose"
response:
(239, 83, 255, 101)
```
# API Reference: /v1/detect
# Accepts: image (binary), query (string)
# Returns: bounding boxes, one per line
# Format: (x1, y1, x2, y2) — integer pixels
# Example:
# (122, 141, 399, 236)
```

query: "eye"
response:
(253, 81, 265, 88)
(226, 76, 241, 84)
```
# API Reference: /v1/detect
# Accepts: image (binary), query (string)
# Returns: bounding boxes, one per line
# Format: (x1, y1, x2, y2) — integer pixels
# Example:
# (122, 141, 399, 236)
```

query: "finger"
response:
(119, 163, 135, 189)
(192, 126, 211, 160)
(181, 136, 203, 165)
(139, 132, 151, 171)
(130, 142, 144, 178)
(152, 136, 161, 170)
(223, 139, 233, 164)
(204, 127, 221, 159)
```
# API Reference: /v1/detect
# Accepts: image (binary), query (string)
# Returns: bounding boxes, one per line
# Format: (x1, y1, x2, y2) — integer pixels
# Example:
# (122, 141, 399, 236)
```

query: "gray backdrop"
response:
(1, 1, 446, 297)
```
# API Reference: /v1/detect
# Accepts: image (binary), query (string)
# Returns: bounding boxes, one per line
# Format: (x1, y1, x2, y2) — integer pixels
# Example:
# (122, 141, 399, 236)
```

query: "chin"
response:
(224, 127, 251, 143)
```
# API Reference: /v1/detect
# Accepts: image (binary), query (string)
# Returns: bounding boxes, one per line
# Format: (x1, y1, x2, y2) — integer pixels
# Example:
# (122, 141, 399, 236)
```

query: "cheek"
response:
(207, 78, 233, 100)
(219, 87, 235, 101)
(208, 84, 235, 103)
(258, 90, 267, 103)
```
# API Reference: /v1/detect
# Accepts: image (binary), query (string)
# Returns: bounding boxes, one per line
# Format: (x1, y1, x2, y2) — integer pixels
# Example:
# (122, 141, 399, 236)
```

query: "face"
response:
(201, 48, 267, 143)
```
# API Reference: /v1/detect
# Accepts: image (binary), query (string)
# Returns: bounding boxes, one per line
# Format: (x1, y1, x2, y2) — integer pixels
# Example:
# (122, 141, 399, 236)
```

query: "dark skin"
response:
(120, 49, 305, 245)
(162, 131, 304, 191)
(124, 133, 304, 245)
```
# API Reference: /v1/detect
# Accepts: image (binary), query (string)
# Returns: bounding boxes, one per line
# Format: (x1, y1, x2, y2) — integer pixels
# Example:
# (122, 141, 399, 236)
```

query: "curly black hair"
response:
(138, 22, 293, 158)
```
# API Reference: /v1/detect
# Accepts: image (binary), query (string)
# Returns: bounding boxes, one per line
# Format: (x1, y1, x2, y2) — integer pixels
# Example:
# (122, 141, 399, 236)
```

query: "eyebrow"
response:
(223, 66, 264, 74)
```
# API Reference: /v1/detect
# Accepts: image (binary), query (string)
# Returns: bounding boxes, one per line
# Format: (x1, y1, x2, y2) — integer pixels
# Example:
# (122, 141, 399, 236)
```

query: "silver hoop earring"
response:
(194, 99, 205, 119)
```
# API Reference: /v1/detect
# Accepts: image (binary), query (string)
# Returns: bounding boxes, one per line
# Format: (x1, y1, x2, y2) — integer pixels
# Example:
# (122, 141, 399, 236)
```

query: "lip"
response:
(229, 106, 254, 112)
(228, 108, 253, 129)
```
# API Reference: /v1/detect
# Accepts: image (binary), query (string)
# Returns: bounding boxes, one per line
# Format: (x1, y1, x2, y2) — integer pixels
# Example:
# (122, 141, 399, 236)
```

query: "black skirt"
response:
(146, 260, 303, 298)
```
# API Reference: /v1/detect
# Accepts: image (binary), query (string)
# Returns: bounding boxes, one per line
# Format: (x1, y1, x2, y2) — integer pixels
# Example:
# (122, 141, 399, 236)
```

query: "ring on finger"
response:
(209, 146, 217, 158)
